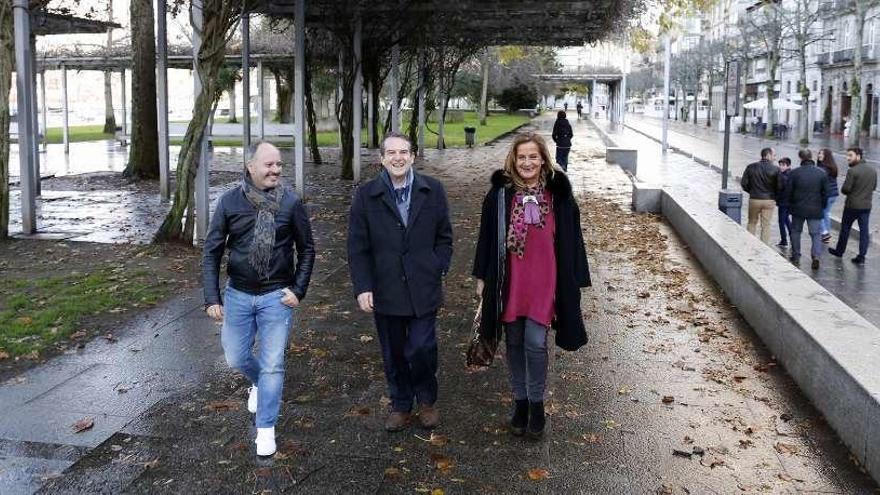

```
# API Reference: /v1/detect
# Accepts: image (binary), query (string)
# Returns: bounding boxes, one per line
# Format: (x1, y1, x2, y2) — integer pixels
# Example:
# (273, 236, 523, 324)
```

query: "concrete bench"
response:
(606, 147, 637, 176)
(660, 184, 880, 483)
(632, 181, 662, 213)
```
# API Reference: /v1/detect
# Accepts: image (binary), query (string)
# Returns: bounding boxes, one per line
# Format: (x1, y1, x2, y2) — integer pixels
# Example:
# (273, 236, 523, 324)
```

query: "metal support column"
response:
(241, 11, 251, 163)
(292, 0, 305, 197)
(29, 36, 40, 195)
(13, 0, 36, 233)
(258, 59, 265, 140)
(121, 69, 128, 136)
(39, 70, 47, 151)
(390, 43, 400, 132)
(352, 16, 363, 182)
(590, 79, 597, 119)
(662, 34, 671, 153)
(156, 0, 170, 199)
(192, 0, 210, 241)
(61, 65, 69, 153)
(620, 73, 627, 125)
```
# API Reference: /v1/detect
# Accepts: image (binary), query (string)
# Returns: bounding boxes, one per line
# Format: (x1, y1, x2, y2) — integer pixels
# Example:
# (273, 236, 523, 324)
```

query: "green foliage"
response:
(497, 84, 538, 113)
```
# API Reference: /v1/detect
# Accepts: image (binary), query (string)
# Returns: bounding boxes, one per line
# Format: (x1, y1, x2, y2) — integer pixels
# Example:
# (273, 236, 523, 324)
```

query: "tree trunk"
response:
(123, 0, 159, 180)
(370, 71, 381, 148)
(706, 72, 713, 128)
(102, 0, 116, 134)
(799, 51, 810, 145)
(274, 69, 292, 124)
(437, 86, 448, 149)
(155, 1, 239, 244)
(479, 48, 489, 126)
(228, 82, 237, 123)
(850, 1, 866, 147)
(766, 54, 777, 138)
(692, 89, 698, 125)
(304, 48, 321, 164)
(408, 85, 419, 152)
(0, 1, 12, 239)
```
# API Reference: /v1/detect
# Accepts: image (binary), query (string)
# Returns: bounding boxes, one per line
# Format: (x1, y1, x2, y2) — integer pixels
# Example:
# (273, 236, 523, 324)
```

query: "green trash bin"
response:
(464, 126, 476, 147)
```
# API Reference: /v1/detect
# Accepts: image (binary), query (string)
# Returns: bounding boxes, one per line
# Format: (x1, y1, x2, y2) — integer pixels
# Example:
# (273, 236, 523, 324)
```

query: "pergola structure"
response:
(535, 72, 628, 124)
(13, 0, 638, 239)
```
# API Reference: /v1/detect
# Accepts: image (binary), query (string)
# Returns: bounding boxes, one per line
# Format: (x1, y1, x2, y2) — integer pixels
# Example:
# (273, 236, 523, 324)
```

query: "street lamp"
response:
(720, 59, 743, 224)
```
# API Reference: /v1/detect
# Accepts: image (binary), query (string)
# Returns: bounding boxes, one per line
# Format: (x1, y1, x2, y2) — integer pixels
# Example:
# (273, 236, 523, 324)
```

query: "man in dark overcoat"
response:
(347, 132, 454, 431)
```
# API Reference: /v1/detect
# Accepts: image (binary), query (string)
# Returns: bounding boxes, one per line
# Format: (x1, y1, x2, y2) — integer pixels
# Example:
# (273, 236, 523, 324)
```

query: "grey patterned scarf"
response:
(242, 175, 284, 279)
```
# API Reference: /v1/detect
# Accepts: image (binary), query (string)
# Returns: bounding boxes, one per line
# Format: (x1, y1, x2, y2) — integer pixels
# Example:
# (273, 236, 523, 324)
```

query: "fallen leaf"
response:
(70, 330, 87, 339)
(429, 433, 449, 447)
(430, 489, 445, 495)
(774, 442, 799, 455)
(0, 351, 9, 360)
(72, 417, 94, 433)
(103, 334, 118, 343)
(431, 454, 454, 474)
(144, 458, 160, 469)
(359, 335, 374, 343)
(384, 467, 401, 479)
(527, 468, 550, 481)
(661, 396, 675, 404)
(582, 433, 603, 444)
(672, 449, 693, 459)
(205, 400, 240, 412)
(345, 405, 371, 417)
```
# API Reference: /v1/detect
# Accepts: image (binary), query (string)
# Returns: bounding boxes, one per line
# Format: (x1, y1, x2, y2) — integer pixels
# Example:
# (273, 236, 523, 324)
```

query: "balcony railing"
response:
(817, 45, 877, 65)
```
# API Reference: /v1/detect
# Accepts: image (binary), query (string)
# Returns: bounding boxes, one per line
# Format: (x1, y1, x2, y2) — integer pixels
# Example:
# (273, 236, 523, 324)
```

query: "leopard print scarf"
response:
(506, 182, 550, 258)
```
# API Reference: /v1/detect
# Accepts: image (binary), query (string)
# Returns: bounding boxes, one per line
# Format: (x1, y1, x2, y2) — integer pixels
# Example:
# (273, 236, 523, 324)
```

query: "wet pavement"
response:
(612, 116, 880, 331)
(0, 117, 876, 493)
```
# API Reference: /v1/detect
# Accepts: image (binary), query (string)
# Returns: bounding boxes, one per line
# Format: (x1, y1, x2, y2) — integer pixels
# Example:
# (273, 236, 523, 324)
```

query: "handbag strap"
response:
(495, 187, 506, 320)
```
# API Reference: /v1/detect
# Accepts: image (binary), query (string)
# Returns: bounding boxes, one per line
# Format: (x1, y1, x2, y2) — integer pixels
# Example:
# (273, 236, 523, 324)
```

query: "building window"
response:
(813, 80, 818, 91)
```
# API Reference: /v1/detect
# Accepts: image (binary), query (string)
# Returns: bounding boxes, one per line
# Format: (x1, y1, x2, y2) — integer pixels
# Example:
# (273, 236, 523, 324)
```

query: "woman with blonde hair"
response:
(472, 132, 591, 439)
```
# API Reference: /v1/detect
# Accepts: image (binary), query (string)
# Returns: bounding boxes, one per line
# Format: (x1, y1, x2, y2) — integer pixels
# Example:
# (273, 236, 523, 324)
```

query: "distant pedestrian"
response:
(829, 147, 877, 264)
(472, 132, 590, 440)
(776, 157, 793, 247)
(203, 141, 316, 457)
(551, 111, 574, 172)
(816, 148, 840, 243)
(843, 116, 852, 139)
(576, 101, 583, 118)
(786, 149, 829, 270)
(563, 102, 569, 112)
(741, 147, 779, 244)
(347, 132, 453, 432)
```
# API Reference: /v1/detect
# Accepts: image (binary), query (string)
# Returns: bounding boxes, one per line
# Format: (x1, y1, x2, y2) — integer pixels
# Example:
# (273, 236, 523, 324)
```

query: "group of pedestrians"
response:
(202, 131, 590, 456)
(740, 146, 877, 269)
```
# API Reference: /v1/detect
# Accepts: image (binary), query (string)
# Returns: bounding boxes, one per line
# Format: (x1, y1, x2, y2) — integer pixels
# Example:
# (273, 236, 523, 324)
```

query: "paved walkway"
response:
(0, 117, 874, 493)
(602, 117, 880, 330)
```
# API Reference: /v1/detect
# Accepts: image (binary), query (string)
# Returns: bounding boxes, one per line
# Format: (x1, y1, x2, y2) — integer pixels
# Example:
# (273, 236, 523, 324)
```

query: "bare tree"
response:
(846, 0, 880, 146)
(102, 0, 116, 134)
(746, 1, 786, 136)
(0, 1, 12, 239)
(123, 0, 159, 179)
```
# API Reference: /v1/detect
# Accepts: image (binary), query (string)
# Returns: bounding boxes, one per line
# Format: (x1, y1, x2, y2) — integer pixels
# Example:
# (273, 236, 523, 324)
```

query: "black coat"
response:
(552, 119, 573, 148)
(472, 170, 591, 351)
(786, 160, 829, 219)
(348, 171, 454, 317)
(203, 184, 316, 306)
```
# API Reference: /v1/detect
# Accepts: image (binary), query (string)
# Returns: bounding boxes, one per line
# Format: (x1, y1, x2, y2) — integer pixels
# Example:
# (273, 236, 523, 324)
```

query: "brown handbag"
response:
(466, 298, 500, 368)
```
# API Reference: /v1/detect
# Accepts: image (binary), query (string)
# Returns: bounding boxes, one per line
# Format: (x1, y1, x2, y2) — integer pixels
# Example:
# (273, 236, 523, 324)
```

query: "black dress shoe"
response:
(811, 258, 820, 270)
(828, 248, 843, 258)
(852, 256, 866, 265)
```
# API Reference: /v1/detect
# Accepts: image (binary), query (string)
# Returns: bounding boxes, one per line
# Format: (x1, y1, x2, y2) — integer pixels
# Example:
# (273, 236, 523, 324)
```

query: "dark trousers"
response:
(555, 147, 571, 172)
(835, 207, 872, 258)
(778, 205, 792, 244)
(374, 311, 439, 413)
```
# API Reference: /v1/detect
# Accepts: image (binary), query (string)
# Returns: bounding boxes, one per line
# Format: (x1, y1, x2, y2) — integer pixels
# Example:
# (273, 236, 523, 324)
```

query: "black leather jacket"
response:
(740, 159, 779, 200)
(202, 184, 315, 307)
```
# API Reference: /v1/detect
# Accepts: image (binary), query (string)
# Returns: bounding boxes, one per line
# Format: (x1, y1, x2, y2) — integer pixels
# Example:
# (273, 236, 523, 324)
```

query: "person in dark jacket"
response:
(551, 111, 574, 172)
(741, 147, 779, 243)
(786, 149, 828, 269)
(576, 101, 584, 118)
(829, 147, 877, 264)
(348, 131, 453, 432)
(203, 141, 316, 457)
(473, 132, 590, 439)
(817, 148, 840, 243)
(776, 157, 793, 247)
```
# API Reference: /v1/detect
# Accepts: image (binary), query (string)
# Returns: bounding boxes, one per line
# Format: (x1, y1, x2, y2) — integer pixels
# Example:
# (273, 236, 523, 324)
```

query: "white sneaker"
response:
(255, 427, 276, 456)
(247, 386, 258, 414)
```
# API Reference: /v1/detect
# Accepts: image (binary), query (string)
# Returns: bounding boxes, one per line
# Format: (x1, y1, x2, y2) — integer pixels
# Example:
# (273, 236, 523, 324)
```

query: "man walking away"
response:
(829, 147, 877, 264)
(348, 131, 454, 432)
(787, 149, 828, 270)
(741, 147, 779, 244)
(776, 157, 793, 247)
(203, 142, 316, 457)
(576, 101, 583, 119)
(552, 111, 573, 172)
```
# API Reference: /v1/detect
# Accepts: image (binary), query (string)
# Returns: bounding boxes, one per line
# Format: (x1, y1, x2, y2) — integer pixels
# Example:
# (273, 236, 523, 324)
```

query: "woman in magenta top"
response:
(473, 132, 591, 439)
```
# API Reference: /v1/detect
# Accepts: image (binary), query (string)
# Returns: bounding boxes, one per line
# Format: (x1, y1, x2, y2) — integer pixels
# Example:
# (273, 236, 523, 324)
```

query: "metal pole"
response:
(620, 74, 627, 125)
(121, 69, 128, 136)
(62, 65, 69, 154)
(241, 11, 251, 163)
(293, 0, 305, 197)
(390, 43, 400, 132)
(417, 48, 426, 157)
(39, 70, 47, 151)
(192, 0, 210, 241)
(662, 34, 671, 153)
(352, 15, 363, 182)
(258, 59, 265, 140)
(157, 0, 170, 200)
(722, 113, 731, 190)
(590, 79, 597, 118)
(13, 0, 36, 233)
(29, 36, 40, 195)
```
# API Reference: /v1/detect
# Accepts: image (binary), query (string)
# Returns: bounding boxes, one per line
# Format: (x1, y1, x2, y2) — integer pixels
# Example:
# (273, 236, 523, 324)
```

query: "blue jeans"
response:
(790, 216, 823, 259)
(374, 312, 439, 413)
(221, 285, 294, 428)
(778, 205, 792, 244)
(505, 318, 549, 402)
(834, 208, 871, 258)
(555, 147, 571, 172)
(821, 196, 838, 234)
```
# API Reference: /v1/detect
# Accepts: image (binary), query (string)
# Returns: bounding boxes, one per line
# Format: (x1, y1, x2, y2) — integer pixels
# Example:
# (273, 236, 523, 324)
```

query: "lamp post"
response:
(720, 59, 743, 224)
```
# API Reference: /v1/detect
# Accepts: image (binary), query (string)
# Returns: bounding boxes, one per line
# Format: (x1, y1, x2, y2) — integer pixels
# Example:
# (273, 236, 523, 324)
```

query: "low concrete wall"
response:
(632, 182, 662, 213)
(660, 185, 880, 483)
(606, 147, 638, 176)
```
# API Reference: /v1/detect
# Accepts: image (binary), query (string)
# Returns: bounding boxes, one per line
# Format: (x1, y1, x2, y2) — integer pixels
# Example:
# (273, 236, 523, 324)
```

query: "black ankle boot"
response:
(510, 399, 529, 436)
(527, 401, 545, 439)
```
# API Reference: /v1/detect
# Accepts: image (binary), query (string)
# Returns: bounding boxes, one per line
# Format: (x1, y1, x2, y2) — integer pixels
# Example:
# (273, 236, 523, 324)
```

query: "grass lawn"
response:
(44, 125, 114, 144)
(0, 242, 199, 361)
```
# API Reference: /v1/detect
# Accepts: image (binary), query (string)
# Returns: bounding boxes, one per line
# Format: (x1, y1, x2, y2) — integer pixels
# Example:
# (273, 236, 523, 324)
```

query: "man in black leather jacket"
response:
(741, 147, 779, 243)
(202, 141, 315, 456)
